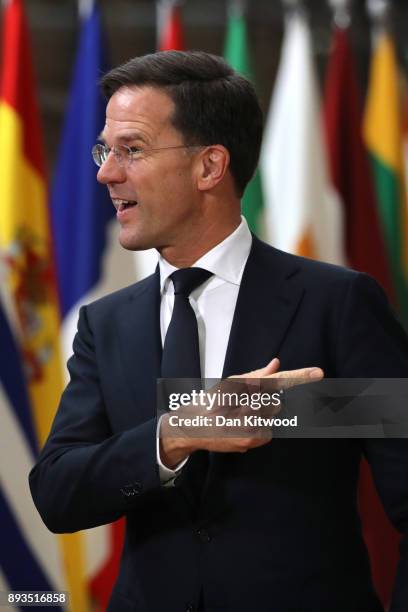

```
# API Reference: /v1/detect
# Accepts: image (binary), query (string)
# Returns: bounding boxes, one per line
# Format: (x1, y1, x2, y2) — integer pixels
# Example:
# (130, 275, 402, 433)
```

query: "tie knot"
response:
(170, 267, 213, 297)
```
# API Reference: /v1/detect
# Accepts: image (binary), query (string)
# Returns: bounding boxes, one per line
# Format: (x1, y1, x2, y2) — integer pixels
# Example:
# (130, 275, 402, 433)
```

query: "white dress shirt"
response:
(157, 217, 252, 482)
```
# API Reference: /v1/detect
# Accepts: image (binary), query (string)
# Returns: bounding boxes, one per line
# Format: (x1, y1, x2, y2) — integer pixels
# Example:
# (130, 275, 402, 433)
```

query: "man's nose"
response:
(97, 154, 126, 185)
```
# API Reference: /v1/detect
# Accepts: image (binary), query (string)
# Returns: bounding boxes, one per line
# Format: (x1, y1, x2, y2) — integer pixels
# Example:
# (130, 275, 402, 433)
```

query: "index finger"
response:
(265, 367, 324, 391)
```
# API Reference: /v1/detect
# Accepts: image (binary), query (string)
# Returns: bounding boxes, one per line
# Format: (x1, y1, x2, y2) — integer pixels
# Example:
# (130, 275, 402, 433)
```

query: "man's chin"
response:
(118, 232, 154, 252)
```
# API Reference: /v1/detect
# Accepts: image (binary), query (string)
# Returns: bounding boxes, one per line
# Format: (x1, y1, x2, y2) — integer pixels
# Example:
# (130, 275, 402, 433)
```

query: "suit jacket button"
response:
(197, 528, 211, 543)
(132, 482, 142, 494)
(120, 482, 143, 497)
(186, 605, 194, 612)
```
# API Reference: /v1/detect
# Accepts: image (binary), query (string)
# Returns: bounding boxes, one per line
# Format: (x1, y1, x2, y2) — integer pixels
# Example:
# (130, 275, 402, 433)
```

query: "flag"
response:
(224, 1, 264, 235)
(158, 0, 185, 51)
(50, 0, 137, 355)
(0, 1, 88, 609)
(0, 286, 66, 605)
(51, 3, 114, 321)
(363, 31, 408, 327)
(261, 11, 345, 265)
(403, 56, 408, 196)
(323, 24, 399, 609)
(323, 26, 393, 297)
(50, 2, 129, 609)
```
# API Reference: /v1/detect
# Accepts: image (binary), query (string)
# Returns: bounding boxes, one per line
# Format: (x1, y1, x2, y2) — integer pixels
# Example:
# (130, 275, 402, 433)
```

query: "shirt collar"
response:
(158, 216, 252, 294)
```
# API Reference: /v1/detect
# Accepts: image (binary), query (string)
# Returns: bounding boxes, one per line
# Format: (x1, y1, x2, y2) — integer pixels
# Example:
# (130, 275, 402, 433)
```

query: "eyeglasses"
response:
(92, 143, 202, 168)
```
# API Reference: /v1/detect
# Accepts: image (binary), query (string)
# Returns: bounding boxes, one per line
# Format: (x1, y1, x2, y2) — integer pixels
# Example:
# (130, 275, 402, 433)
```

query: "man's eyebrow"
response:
(97, 132, 149, 145)
(117, 132, 149, 144)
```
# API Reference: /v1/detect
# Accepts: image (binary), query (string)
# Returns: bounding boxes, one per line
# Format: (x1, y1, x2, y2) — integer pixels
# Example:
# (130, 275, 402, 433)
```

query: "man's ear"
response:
(196, 145, 230, 192)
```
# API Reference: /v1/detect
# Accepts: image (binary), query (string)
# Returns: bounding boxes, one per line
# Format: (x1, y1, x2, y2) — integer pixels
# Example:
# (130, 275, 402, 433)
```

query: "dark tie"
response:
(161, 267, 213, 379)
(160, 267, 213, 506)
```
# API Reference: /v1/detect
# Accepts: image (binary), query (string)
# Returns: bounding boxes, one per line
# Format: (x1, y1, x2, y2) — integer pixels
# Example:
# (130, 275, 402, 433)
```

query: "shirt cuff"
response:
(156, 414, 189, 486)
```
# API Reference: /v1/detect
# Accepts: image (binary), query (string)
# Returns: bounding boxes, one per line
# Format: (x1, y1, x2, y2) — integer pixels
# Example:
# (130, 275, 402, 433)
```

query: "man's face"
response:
(97, 85, 201, 252)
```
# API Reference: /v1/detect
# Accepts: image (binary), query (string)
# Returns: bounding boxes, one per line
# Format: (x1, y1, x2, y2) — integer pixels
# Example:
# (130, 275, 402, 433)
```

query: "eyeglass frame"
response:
(92, 142, 204, 168)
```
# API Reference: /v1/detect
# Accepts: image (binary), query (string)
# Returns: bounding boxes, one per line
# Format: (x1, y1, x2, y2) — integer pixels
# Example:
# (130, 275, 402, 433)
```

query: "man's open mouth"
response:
(112, 199, 138, 211)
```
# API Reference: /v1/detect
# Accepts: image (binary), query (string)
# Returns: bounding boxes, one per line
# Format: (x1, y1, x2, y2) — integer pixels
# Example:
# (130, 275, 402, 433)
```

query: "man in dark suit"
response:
(30, 51, 408, 612)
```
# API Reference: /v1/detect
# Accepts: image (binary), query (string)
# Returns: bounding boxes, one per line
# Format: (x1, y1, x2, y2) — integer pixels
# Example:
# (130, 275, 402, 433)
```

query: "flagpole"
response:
(228, 0, 247, 18)
(157, 0, 167, 49)
(157, 0, 185, 47)
(282, 0, 304, 12)
(281, 0, 307, 22)
(366, 0, 391, 42)
(78, 0, 94, 20)
(366, 0, 390, 21)
(328, 0, 351, 29)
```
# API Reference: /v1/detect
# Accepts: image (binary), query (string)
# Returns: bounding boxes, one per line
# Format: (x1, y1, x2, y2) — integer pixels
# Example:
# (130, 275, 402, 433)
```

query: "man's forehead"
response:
(105, 85, 174, 126)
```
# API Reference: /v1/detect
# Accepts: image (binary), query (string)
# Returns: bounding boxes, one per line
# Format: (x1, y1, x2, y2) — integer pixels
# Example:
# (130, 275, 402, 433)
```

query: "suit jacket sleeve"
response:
(29, 304, 161, 534)
(335, 272, 408, 612)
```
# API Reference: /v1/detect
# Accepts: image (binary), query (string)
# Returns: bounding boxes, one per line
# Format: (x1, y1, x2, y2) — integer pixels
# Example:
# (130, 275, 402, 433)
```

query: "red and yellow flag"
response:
(323, 26, 400, 609)
(0, 1, 88, 609)
(363, 31, 408, 328)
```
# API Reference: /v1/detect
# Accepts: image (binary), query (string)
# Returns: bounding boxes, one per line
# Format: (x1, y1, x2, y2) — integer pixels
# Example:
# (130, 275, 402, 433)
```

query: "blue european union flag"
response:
(51, 3, 113, 317)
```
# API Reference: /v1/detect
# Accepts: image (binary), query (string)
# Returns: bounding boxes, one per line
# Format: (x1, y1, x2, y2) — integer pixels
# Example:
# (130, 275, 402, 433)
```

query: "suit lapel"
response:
(200, 239, 306, 513)
(222, 237, 305, 378)
(115, 268, 162, 423)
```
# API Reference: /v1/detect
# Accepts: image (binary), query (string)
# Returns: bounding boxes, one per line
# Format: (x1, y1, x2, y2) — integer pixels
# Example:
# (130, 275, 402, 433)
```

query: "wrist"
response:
(159, 414, 196, 469)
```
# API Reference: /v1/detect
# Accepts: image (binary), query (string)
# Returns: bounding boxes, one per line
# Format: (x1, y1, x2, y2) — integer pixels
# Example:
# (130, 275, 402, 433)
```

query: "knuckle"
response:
(236, 438, 251, 451)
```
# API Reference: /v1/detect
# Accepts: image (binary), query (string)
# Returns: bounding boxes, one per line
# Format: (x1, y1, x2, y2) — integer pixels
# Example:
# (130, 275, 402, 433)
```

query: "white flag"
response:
(261, 11, 345, 265)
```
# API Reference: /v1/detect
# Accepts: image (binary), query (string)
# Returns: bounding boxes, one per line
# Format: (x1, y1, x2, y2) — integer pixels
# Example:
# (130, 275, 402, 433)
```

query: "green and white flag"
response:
(224, 1, 264, 236)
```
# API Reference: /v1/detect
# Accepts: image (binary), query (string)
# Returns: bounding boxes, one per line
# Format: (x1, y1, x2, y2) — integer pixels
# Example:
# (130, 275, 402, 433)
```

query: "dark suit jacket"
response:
(29, 237, 408, 612)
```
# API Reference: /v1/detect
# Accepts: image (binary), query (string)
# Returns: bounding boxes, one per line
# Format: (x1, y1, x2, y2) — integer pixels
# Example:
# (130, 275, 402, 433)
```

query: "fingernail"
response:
(309, 368, 322, 379)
